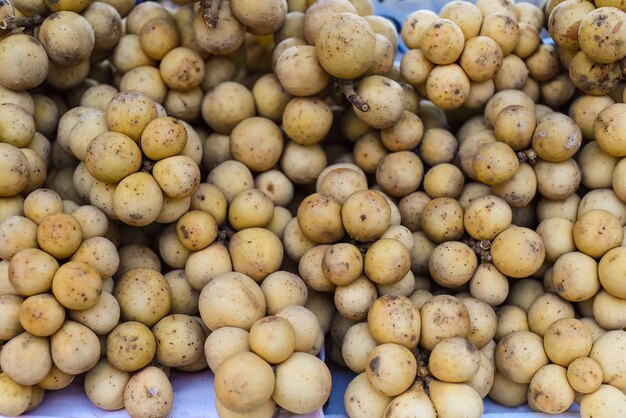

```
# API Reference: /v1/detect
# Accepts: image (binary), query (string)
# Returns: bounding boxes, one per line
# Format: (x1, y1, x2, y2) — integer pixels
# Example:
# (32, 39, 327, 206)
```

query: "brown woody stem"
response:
(517, 148, 537, 165)
(0, 15, 44, 30)
(201, 0, 220, 29)
(339, 79, 370, 112)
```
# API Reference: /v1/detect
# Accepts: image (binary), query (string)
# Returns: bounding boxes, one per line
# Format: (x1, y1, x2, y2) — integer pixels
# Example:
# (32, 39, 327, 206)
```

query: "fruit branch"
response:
(517, 148, 537, 165)
(0, 15, 43, 31)
(201, 0, 220, 29)
(339, 79, 370, 112)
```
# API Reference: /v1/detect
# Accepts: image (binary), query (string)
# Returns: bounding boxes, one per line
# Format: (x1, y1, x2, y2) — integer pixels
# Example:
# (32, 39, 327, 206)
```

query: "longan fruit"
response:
(401, 9, 438, 49)
(0, 35, 48, 91)
(491, 226, 545, 279)
(298, 245, 335, 292)
(113, 172, 164, 227)
(579, 141, 618, 190)
(228, 189, 274, 230)
(464, 79, 496, 110)
(573, 209, 623, 258)
(19, 293, 65, 337)
(495, 331, 549, 384)
(282, 97, 332, 146)
(334, 275, 377, 320)
(22, 188, 63, 224)
(353, 132, 388, 174)
(365, 343, 417, 397)
(592, 289, 626, 330)
(595, 103, 626, 157)
(353, 75, 405, 130)
(420, 18, 465, 65)
(400, 49, 434, 87)
(532, 113, 582, 163)
(0, 144, 28, 197)
(460, 36, 504, 83)
(82, 2, 123, 52)
(159, 47, 205, 91)
(429, 336, 481, 383)
(534, 159, 581, 201)
(229, 228, 283, 282)
(473, 142, 519, 186)
(425, 64, 470, 111)
(322, 243, 363, 286)
(280, 141, 327, 185)
(419, 295, 470, 351)
(567, 357, 603, 394)
(341, 190, 390, 242)
(578, 7, 626, 64)
(297, 193, 344, 244)
(578, 188, 626, 225)
(318, 168, 368, 205)
(273, 352, 331, 414)
(202, 82, 256, 135)
(419, 128, 458, 166)
(106, 91, 158, 142)
(527, 292, 575, 337)
(488, 370, 530, 407)
(463, 298, 498, 350)
(85, 132, 142, 184)
(493, 54, 529, 92)
(480, 13, 519, 56)
(464, 195, 512, 241)
(528, 364, 575, 414)
(230, 117, 283, 172)
(275, 45, 330, 97)
(175, 210, 218, 251)
(123, 366, 173, 418)
(38, 12, 95, 67)
(316, 13, 375, 79)
(570, 95, 615, 140)
(8, 248, 59, 296)
(544, 318, 593, 367)
(484, 89, 536, 128)
(469, 262, 510, 307)
(514, 23, 541, 59)
(364, 239, 411, 285)
(114, 267, 171, 327)
(80, 84, 118, 112)
(429, 241, 477, 288)
(36, 212, 82, 260)
(52, 261, 102, 310)
(111, 34, 155, 73)
(598, 246, 626, 299)
(138, 16, 180, 61)
(251, 73, 291, 123)
(421, 197, 464, 244)
(376, 151, 424, 198)
(106, 321, 156, 372)
(152, 155, 201, 199)
(551, 251, 600, 302)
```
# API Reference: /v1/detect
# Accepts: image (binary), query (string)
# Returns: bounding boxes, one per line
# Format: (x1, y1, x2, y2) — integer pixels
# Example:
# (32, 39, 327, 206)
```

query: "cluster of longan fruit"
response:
(548, 1, 626, 96)
(0, 0, 626, 417)
(399, 0, 570, 111)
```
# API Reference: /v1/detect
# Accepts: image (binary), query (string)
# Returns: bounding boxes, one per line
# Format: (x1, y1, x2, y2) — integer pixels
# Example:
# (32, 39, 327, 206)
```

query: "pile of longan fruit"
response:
(0, 0, 625, 417)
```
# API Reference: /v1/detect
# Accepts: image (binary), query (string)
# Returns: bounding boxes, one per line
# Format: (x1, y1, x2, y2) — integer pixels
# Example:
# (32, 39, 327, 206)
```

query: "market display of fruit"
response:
(0, 0, 625, 417)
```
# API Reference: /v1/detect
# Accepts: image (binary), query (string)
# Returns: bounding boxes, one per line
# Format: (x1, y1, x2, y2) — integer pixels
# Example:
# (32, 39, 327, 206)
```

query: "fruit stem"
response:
(517, 148, 537, 165)
(465, 237, 493, 263)
(339, 79, 370, 112)
(218, 224, 235, 244)
(141, 158, 155, 174)
(201, 0, 220, 29)
(0, 15, 43, 30)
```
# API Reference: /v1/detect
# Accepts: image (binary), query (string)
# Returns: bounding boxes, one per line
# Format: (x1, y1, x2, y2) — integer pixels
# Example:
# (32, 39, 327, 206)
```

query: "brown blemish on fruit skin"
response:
(369, 356, 381, 376)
